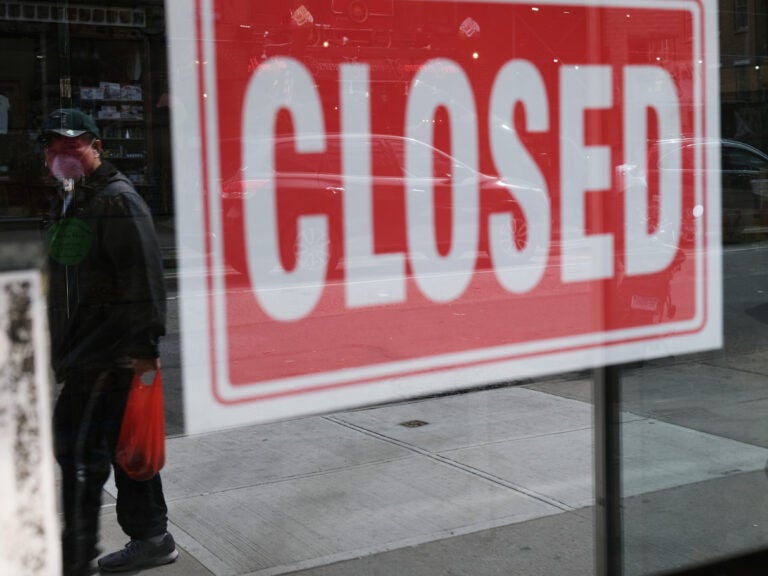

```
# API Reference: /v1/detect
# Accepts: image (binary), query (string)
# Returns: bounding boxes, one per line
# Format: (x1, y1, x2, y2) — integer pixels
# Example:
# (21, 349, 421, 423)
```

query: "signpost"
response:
(168, 0, 720, 434)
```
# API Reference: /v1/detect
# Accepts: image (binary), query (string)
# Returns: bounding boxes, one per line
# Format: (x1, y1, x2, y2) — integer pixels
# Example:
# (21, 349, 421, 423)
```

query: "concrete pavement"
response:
(96, 374, 768, 576)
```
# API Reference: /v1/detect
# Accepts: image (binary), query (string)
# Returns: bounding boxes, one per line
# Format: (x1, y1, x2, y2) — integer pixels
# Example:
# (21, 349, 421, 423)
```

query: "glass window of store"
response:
(620, 1, 768, 575)
(2, 1, 768, 575)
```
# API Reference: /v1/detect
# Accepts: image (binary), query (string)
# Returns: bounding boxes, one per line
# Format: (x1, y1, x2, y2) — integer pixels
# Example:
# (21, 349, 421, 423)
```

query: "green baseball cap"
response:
(43, 108, 100, 139)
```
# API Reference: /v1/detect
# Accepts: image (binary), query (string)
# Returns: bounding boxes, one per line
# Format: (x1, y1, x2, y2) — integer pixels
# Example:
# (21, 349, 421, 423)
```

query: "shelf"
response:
(84, 99, 143, 104)
(96, 117, 144, 123)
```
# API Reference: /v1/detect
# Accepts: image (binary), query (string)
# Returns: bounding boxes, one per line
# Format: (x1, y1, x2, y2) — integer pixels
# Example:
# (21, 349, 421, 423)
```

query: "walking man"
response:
(43, 108, 177, 575)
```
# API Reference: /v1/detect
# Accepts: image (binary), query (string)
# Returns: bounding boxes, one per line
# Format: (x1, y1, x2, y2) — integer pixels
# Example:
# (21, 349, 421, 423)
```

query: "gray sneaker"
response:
(97, 533, 178, 572)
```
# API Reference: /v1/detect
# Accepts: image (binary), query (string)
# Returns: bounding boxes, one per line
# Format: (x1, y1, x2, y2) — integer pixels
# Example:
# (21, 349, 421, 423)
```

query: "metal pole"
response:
(594, 364, 623, 576)
(57, 0, 72, 108)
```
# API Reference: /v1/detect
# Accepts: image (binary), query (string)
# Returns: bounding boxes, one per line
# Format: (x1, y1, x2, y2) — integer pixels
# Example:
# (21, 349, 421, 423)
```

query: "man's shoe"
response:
(97, 533, 178, 572)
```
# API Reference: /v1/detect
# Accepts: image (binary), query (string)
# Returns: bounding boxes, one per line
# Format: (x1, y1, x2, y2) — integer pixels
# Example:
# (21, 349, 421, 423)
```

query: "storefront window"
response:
(621, 1, 768, 573)
(2, 1, 768, 575)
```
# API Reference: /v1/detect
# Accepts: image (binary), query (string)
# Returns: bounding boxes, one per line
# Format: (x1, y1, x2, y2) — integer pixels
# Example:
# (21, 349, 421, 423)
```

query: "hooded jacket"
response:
(45, 161, 166, 381)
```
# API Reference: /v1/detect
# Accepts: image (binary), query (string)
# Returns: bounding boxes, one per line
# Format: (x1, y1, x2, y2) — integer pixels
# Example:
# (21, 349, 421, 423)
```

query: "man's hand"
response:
(131, 357, 161, 377)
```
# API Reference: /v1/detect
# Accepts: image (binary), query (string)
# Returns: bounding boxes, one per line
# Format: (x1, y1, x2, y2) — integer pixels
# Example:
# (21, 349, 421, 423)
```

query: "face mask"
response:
(50, 153, 86, 181)
(47, 137, 97, 183)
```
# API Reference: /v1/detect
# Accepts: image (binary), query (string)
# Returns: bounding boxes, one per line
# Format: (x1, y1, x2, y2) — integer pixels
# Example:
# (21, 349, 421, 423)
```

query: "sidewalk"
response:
(98, 376, 768, 576)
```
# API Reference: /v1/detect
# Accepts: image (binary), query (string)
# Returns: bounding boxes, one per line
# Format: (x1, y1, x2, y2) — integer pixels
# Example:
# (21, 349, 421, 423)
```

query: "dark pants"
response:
(53, 366, 168, 570)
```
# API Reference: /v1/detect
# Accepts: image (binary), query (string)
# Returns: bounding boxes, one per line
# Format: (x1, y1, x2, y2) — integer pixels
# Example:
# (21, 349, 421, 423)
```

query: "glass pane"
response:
(620, 3, 768, 574)
(168, 2, 602, 573)
(0, 2, 599, 574)
(6, 1, 765, 575)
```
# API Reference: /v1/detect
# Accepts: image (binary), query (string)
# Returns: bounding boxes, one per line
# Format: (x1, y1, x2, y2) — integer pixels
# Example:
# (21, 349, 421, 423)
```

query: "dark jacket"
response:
(45, 161, 166, 381)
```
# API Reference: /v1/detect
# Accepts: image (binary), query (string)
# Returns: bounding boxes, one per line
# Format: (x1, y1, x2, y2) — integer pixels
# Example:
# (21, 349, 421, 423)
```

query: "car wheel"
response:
(496, 214, 529, 253)
(293, 223, 341, 273)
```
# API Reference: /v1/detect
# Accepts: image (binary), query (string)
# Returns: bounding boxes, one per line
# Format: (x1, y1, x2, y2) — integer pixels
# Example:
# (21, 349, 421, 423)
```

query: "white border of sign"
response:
(168, 0, 721, 434)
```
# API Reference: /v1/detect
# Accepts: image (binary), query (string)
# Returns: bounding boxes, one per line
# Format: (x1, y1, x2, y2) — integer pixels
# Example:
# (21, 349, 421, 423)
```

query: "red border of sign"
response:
(194, 0, 711, 406)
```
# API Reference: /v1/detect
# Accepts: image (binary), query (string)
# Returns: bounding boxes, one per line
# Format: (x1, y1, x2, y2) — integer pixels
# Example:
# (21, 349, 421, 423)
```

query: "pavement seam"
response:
(159, 454, 417, 503)
(323, 415, 578, 512)
(166, 519, 230, 575)
(701, 359, 768, 380)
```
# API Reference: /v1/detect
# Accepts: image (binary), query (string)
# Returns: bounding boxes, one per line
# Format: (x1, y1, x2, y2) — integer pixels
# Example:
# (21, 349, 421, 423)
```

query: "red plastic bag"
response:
(115, 370, 166, 481)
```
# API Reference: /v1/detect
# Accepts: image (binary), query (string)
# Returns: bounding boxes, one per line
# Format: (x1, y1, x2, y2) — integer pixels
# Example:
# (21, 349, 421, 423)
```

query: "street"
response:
(160, 240, 768, 443)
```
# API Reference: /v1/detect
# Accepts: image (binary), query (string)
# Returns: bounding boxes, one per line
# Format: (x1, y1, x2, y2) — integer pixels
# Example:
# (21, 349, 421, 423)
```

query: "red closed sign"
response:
(170, 0, 721, 433)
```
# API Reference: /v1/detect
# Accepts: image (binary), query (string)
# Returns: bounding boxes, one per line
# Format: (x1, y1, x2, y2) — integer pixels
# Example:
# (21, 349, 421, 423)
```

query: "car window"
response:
(277, 143, 323, 174)
(722, 146, 768, 172)
(319, 138, 342, 176)
(319, 137, 393, 176)
(385, 137, 462, 179)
